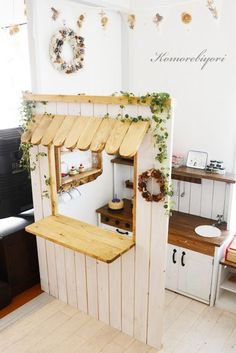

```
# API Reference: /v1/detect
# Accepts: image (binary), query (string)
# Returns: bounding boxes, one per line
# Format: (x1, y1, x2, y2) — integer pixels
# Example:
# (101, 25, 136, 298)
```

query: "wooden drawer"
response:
(101, 215, 132, 232)
(100, 223, 133, 237)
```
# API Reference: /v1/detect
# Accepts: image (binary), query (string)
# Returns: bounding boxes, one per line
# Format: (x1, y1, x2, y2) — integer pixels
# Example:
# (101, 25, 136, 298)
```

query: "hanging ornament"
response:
(77, 14, 85, 28)
(181, 12, 192, 24)
(153, 13, 163, 28)
(207, 0, 218, 19)
(99, 10, 108, 29)
(128, 14, 136, 30)
(51, 7, 60, 21)
(9, 24, 20, 35)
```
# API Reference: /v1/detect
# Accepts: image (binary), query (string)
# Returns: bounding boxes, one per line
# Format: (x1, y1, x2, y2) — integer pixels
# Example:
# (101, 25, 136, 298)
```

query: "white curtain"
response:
(0, 0, 31, 129)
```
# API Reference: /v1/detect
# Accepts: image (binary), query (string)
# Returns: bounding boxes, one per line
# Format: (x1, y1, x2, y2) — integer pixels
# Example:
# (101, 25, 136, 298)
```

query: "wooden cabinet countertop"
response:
(169, 211, 233, 256)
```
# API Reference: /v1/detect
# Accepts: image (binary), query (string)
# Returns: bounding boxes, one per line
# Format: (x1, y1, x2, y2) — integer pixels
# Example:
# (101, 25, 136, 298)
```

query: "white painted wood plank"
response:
(29, 146, 49, 293)
(171, 179, 179, 211)
(68, 102, 81, 115)
(38, 145, 51, 217)
(65, 248, 78, 308)
(75, 253, 88, 314)
(36, 237, 49, 293)
(200, 179, 214, 219)
(80, 103, 94, 116)
(212, 181, 226, 220)
(56, 102, 69, 115)
(55, 244, 67, 303)
(109, 258, 122, 330)
(45, 102, 57, 115)
(223, 184, 230, 226)
(121, 248, 135, 336)
(134, 134, 152, 343)
(97, 261, 110, 325)
(93, 103, 108, 117)
(190, 182, 202, 216)
(45, 240, 58, 298)
(179, 181, 191, 214)
(86, 257, 98, 319)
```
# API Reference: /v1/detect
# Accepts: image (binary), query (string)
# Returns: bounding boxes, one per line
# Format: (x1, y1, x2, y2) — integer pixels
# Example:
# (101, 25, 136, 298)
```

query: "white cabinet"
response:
(166, 244, 214, 303)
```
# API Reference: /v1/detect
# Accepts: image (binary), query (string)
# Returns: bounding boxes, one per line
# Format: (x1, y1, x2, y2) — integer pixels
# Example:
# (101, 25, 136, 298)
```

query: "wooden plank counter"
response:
(26, 214, 135, 263)
(172, 167, 236, 184)
(169, 211, 232, 256)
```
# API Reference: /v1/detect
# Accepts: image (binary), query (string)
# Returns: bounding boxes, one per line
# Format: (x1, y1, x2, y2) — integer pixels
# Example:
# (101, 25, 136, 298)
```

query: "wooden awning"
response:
(21, 114, 150, 157)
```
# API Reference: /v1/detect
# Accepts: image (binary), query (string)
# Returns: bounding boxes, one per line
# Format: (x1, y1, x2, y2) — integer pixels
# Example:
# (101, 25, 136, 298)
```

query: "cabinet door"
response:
(165, 244, 179, 291)
(178, 248, 213, 302)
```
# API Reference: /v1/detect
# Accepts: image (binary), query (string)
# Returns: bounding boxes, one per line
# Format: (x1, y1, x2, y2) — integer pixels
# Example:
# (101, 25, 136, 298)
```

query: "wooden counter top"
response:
(96, 199, 133, 223)
(172, 167, 236, 184)
(26, 214, 135, 263)
(169, 211, 232, 256)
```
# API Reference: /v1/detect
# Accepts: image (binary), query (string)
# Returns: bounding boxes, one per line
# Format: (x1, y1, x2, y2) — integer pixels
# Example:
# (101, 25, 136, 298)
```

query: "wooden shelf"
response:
(26, 214, 135, 263)
(172, 167, 236, 184)
(96, 198, 133, 232)
(111, 157, 134, 166)
(61, 168, 102, 191)
(220, 274, 236, 294)
(169, 211, 232, 256)
(220, 259, 236, 269)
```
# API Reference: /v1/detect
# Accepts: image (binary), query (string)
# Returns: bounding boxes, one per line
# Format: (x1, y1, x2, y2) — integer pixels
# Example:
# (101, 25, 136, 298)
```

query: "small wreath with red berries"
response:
(49, 27, 85, 74)
(138, 168, 166, 202)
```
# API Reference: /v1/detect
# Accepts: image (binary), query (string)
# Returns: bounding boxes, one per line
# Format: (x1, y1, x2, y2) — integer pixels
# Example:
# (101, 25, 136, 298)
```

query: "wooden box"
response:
(226, 237, 236, 263)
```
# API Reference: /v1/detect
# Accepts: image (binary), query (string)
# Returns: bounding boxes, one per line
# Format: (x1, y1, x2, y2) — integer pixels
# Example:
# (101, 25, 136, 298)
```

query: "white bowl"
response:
(195, 225, 221, 238)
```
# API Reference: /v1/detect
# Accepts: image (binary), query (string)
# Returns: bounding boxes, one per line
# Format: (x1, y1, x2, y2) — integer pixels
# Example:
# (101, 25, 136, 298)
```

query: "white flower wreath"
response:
(49, 27, 85, 74)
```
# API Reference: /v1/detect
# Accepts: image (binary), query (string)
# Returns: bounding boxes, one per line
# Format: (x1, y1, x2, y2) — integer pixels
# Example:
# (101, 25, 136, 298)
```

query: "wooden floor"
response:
(0, 284, 42, 319)
(0, 290, 236, 353)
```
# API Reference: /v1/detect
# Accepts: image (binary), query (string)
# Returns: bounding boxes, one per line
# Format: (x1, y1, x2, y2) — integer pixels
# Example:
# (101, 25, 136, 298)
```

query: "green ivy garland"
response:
(20, 97, 47, 173)
(112, 91, 173, 214)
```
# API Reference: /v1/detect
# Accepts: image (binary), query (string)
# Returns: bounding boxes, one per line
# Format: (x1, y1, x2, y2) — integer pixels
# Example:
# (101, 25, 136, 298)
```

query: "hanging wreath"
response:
(138, 168, 166, 202)
(49, 27, 85, 74)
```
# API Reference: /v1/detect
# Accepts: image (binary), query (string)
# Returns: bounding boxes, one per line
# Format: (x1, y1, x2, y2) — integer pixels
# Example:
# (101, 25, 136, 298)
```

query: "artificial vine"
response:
(20, 96, 47, 173)
(112, 91, 173, 214)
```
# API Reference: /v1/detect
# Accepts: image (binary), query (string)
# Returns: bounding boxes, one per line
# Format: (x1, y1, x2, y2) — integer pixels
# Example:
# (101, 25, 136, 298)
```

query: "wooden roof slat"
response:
(26, 214, 135, 263)
(76, 117, 103, 151)
(105, 120, 131, 155)
(64, 116, 89, 150)
(21, 115, 42, 144)
(41, 115, 66, 146)
(31, 114, 54, 145)
(53, 116, 77, 147)
(90, 118, 116, 152)
(119, 121, 150, 157)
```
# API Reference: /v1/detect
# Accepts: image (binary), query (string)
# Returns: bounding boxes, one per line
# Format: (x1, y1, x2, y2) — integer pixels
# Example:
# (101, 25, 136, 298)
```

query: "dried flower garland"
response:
(153, 13, 163, 28)
(181, 12, 192, 24)
(128, 14, 136, 29)
(49, 27, 85, 74)
(138, 169, 166, 202)
(207, 0, 218, 19)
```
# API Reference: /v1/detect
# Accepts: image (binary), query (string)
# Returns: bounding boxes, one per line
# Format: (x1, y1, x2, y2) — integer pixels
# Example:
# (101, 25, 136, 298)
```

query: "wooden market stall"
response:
(21, 92, 173, 350)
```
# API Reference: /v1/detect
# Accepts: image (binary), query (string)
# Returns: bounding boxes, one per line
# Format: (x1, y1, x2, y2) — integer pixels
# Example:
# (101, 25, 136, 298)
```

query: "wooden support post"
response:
(48, 145, 58, 215)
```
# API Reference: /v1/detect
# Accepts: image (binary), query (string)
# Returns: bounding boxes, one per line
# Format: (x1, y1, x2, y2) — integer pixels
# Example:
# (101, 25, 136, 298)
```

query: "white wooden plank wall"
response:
(172, 178, 230, 223)
(31, 101, 172, 350)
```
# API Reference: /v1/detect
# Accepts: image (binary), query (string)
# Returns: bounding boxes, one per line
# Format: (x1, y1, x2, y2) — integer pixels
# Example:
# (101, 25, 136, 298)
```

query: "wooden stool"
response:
(0, 280, 12, 309)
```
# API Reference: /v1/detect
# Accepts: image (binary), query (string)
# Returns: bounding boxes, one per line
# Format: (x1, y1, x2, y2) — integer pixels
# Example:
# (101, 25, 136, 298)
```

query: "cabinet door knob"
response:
(181, 251, 186, 267)
(115, 220, 120, 225)
(105, 217, 109, 222)
(172, 249, 177, 264)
